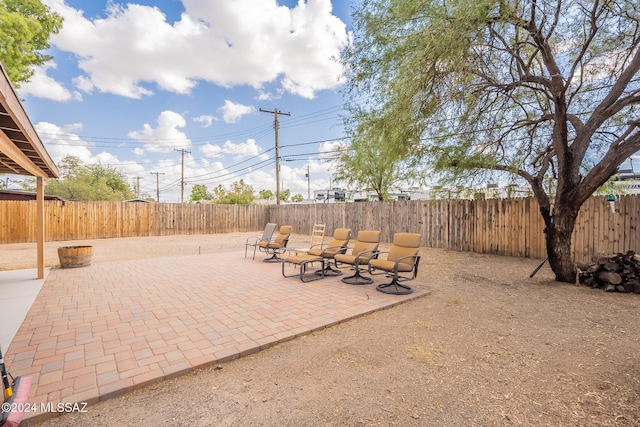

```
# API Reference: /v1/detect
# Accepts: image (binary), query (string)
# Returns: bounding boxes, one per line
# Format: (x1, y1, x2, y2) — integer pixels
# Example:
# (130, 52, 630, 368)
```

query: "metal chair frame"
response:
(368, 253, 421, 295)
(245, 223, 278, 260)
(339, 249, 380, 285)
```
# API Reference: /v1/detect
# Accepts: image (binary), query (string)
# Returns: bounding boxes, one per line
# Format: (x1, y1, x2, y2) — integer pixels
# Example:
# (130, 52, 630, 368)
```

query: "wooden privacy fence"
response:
(0, 196, 638, 263)
(0, 201, 268, 242)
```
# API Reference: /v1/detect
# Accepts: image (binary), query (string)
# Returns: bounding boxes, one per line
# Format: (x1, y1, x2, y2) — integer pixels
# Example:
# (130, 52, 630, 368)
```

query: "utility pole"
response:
(260, 108, 290, 205)
(305, 164, 310, 200)
(133, 176, 143, 198)
(174, 149, 191, 203)
(150, 172, 164, 202)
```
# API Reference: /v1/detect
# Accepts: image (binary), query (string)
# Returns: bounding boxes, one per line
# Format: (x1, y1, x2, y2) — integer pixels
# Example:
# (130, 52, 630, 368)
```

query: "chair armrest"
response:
(354, 249, 379, 264)
(246, 236, 260, 245)
(367, 251, 390, 273)
(392, 254, 420, 275)
(321, 244, 348, 257)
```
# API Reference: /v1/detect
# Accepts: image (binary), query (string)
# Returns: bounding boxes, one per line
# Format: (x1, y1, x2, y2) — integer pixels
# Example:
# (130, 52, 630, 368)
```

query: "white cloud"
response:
(193, 115, 216, 127)
(201, 138, 269, 160)
(127, 110, 191, 153)
(220, 100, 255, 123)
(256, 90, 277, 101)
(33, 119, 193, 203)
(319, 139, 346, 162)
(35, 121, 116, 165)
(43, 0, 349, 99)
(18, 62, 80, 102)
(72, 75, 94, 93)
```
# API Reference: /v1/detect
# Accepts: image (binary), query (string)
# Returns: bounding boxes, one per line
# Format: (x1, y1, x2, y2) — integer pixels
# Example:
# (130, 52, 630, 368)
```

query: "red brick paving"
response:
(5, 251, 428, 424)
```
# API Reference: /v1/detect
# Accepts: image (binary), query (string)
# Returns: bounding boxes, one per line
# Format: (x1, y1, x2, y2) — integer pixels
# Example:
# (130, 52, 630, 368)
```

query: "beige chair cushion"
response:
(334, 230, 381, 265)
(308, 228, 350, 258)
(283, 252, 322, 265)
(259, 225, 292, 249)
(369, 232, 420, 272)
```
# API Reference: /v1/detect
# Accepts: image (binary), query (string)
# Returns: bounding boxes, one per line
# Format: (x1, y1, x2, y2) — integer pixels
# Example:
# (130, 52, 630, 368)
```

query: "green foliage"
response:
(44, 155, 135, 200)
(279, 188, 290, 202)
(344, 0, 640, 281)
(336, 109, 425, 201)
(259, 189, 274, 199)
(594, 177, 628, 196)
(257, 188, 294, 203)
(210, 180, 256, 205)
(291, 193, 304, 203)
(189, 184, 212, 203)
(17, 177, 35, 191)
(345, 0, 640, 202)
(0, 0, 63, 85)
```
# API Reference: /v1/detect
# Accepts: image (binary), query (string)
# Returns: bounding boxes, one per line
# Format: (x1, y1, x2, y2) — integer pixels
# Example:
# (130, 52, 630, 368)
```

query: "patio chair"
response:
(245, 223, 278, 260)
(258, 225, 293, 262)
(368, 232, 421, 295)
(334, 230, 381, 285)
(281, 228, 351, 281)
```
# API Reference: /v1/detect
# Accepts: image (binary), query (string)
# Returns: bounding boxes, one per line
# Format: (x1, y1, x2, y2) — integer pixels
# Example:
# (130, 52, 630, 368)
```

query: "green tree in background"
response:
(291, 193, 304, 203)
(0, 0, 63, 85)
(279, 188, 290, 202)
(211, 180, 256, 205)
(343, 0, 640, 283)
(259, 189, 274, 200)
(336, 110, 425, 201)
(45, 155, 135, 200)
(189, 184, 212, 203)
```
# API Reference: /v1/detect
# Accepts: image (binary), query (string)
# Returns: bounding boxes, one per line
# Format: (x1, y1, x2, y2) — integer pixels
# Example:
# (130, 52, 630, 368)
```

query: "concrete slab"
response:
(0, 268, 48, 352)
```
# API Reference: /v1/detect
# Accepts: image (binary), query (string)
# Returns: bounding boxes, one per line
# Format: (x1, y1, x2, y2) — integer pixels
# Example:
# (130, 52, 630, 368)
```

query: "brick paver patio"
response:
(5, 251, 428, 424)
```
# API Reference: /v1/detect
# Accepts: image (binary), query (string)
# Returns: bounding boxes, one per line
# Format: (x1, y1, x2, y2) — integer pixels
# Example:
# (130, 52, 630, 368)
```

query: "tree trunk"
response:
(545, 204, 579, 283)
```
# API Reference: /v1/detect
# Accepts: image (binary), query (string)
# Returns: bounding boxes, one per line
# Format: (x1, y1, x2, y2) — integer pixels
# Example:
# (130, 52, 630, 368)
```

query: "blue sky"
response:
(17, 0, 358, 202)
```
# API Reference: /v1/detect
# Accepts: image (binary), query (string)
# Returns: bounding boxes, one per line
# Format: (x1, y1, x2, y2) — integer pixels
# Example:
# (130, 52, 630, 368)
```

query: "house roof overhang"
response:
(0, 63, 59, 179)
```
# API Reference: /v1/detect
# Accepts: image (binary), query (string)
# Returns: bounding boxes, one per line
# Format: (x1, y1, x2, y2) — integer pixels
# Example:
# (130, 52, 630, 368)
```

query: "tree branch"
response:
(584, 47, 640, 132)
(565, 1, 604, 89)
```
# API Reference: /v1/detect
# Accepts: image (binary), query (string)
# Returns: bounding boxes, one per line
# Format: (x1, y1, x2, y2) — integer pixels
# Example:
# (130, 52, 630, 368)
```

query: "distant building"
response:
(0, 189, 64, 201)
(124, 198, 152, 203)
(613, 166, 640, 195)
(313, 188, 347, 202)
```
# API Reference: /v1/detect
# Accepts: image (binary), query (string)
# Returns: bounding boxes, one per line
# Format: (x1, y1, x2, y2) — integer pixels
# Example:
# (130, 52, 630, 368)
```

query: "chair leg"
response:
(282, 259, 325, 281)
(342, 265, 373, 285)
(314, 259, 342, 276)
(376, 277, 413, 295)
(300, 259, 326, 282)
(263, 252, 283, 263)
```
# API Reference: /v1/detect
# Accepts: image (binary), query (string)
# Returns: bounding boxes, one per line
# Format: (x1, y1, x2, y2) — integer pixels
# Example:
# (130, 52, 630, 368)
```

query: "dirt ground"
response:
(3, 233, 640, 426)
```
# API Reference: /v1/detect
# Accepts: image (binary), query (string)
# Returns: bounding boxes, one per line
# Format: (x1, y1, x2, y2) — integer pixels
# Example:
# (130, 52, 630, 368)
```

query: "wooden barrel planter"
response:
(58, 246, 93, 268)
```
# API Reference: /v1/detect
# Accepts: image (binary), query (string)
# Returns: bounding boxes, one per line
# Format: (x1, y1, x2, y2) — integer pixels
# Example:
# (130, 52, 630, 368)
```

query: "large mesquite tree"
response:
(342, 0, 640, 282)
